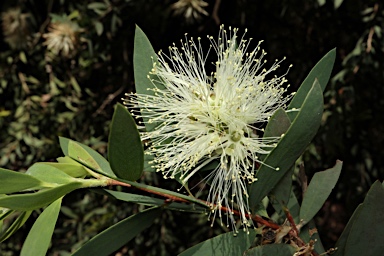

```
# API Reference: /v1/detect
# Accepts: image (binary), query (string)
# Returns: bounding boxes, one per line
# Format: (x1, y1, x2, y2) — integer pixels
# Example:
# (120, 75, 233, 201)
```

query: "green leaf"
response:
(41, 163, 88, 178)
(87, 2, 107, 10)
(343, 181, 384, 256)
(70, 77, 81, 97)
(270, 167, 294, 216)
(0, 211, 32, 242)
(263, 110, 293, 216)
(94, 21, 104, 36)
(143, 153, 155, 172)
(57, 156, 83, 165)
(133, 26, 165, 132)
(72, 207, 161, 256)
(101, 189, 206, 213)
(286, 191, 301, 224)
(333, 204, 363, 256)
(287, 48, 335, 120)
(179, 230, 256, 256)
(0, 168, 44, 194)
(19, 51, 27, 64)
(334, 0, 344, 9)
(59, 137, 116, 178)
(317, 0, 326, 6)
(299, 160, 342, 224)
(0, 182, 82, 211)
(244, 243, 296, 256)
(263, 108, 291, 138)
(249, 80, 324, 212)
(20, 198, 62, 256)
(0, 208, 13, 221)
(108, 103, 144, 181)
(26, 163, 77, 185)
(68, 140, 100, 170)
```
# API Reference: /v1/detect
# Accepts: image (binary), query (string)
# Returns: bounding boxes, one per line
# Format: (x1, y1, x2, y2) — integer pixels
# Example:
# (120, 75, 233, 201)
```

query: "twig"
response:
(232, 208, 280, 229)
(366, 3, 378, 53)
(366, 27, 374, 53)
(32, 0, 54, 47)
(212, 0, 221, 25)
(298, 163, 308, 197)
(107, 179, 131, 187)
(283, 206, 299, 236)
(107, 177, 279, 229)
(93, 85, 126, 117)
(107, 177, 323, 253)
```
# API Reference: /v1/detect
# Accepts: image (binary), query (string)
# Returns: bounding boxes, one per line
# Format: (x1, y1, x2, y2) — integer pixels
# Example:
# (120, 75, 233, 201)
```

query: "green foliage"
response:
(0, 167, 43, 193)
(0, 210, 32, 243)
(263, 108, 291, 140)
(41, 162, 88, 178)
(108, 103, 143, 181)
(1, 1, 384, 255)
(2, 26, 341, 256)
(179, 230, 257, 256)
(101, 189, 206, 213)
(300, 160, 342, 224)
(20, 198, 62, 256)
(249, 80, 324, 211)
(287, 49, 336, 120)
(334, 181, 384, 256)
(0, 0, 130, 170)
(26, 163, 80, 185)
(72, 207, 161, 256)
(133, 26, 165, 132)
(0, 183, 82, 211)
(263, 109, 293, 216)
(59, 137, 116, 178)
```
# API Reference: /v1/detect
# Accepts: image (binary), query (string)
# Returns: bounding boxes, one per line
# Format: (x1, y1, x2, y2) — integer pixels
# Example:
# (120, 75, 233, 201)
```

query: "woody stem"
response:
(107, 178, 279, 229)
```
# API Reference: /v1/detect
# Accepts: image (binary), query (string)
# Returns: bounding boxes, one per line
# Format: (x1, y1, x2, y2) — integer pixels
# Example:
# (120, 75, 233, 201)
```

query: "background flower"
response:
(171, 0, 209, 23)
(1, 8, 31, 50)
(43, 15, 82, 58)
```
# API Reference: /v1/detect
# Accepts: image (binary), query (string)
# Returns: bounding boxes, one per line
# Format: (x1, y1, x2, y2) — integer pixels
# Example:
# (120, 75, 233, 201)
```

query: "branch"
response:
(107, 177, 323, 254)
(93, 85, 126, 117)
(107, 178, 278, 229)
(212, 0, 221, 25)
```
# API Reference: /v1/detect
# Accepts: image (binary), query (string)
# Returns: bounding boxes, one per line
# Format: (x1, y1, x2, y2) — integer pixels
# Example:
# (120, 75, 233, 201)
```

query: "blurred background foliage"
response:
(0, 0, 383, 255)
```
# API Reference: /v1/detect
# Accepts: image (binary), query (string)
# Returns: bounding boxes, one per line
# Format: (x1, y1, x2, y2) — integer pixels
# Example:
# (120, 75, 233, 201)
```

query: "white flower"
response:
(43, 18, 82, 58)
(126, 25, 292, 231)
(171, 0, 209, 23)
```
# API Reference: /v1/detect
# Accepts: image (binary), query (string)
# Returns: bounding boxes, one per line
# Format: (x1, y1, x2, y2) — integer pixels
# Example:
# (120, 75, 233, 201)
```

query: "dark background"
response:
(0, 0, 383, 255)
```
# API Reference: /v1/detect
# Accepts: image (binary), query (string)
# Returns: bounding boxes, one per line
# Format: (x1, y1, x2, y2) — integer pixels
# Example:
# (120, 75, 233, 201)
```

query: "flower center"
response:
(230, 130, 243, 142)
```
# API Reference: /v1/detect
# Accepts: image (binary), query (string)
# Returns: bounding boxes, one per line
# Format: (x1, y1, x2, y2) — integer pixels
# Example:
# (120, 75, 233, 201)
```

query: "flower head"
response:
(43, 17, 82, 58)
(1, 8, 31, 50)
(171, 0, 209, 23)
(126, 25, 292, 231)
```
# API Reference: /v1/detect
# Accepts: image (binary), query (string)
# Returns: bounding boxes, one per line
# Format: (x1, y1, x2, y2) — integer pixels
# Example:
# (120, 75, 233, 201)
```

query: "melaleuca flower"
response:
(1, 8, 31, 50)
(171, 0, 209, 23)
(43, 17, 82, 58)
(126, 25, 292, 231)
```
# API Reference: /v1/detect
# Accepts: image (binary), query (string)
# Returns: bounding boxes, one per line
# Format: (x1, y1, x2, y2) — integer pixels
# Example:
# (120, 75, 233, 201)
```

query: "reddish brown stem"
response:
(107, 179, 132, 188)
(108, 179, 322, 254)
(283, 206, 299, 235)
(225, 207, 280, 230)
(108, 179, 189, 203)
(108, 178, 279, 229)
(137, 186, 189, 203)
